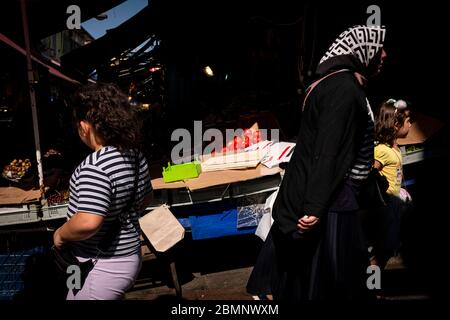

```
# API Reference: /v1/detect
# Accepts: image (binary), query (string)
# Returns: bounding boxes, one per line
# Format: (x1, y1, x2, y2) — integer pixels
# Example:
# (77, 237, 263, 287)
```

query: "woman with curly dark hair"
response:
(53, 82, 152, 300)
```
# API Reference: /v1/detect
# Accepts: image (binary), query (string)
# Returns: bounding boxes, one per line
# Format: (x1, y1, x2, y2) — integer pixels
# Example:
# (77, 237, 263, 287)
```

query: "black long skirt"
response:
(246, 231, 278, 297)
(248, 210, 373, 300)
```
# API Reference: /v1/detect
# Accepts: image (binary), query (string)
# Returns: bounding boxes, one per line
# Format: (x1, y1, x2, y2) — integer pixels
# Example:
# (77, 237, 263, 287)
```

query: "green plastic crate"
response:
(162, 161, 202, 183)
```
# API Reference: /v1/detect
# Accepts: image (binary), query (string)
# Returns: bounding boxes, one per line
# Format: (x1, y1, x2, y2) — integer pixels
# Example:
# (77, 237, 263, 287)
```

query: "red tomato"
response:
(234, 136, 243, 150)
(253, 130, 261, 143)
(244, 135, 250, 148)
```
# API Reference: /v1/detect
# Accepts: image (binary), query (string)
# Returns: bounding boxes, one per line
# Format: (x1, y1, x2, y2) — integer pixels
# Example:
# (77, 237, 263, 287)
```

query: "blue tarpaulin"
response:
(189, 209, 256, 240)
(173, 201, 256, 240)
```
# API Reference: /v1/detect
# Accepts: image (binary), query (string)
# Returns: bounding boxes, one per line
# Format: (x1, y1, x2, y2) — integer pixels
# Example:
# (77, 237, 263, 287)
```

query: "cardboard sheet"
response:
(397, 112, 444, 145)
(0, 187, 41, 205)
(139, 205, 185, 252)
(151, 164, 281, 191)
(186, 165, 281, 191)
(151, 178, 186, 190)
(200, 140, 270, 172)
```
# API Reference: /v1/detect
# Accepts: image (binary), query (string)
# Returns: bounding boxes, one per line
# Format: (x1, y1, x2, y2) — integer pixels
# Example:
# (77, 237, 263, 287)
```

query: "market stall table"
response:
(149, 164, 282, 238)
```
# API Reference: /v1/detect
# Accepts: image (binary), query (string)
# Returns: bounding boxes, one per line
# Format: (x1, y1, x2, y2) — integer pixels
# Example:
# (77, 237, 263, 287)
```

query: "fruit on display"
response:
(221, 128, 261, 153)
(209, 123, 263, 157)
(2, 159, 32, 181)
(47, 189, 70, 206)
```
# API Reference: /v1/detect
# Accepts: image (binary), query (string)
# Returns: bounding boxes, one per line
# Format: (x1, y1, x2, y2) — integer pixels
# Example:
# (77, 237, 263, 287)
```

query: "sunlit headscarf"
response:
(316, 25, 386, 77)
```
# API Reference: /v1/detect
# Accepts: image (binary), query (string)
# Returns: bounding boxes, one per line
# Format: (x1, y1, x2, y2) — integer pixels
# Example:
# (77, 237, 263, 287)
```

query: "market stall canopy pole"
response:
(20, 0, 44, 196)
(0, 32, 80, 85)
(1, 0, 127, 45)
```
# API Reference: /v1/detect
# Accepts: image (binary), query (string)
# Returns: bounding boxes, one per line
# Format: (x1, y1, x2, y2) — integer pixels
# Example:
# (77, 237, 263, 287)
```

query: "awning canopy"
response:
(61, 5, 154, 79)
(0, 0, 126, 45)
(1, 32, 79, 84)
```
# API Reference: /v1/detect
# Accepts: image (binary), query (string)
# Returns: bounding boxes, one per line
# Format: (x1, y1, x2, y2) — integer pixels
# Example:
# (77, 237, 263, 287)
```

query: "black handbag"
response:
(50, 245, 94, 290)
(51, 245, 79, 272)
(358, 168, 389, 208)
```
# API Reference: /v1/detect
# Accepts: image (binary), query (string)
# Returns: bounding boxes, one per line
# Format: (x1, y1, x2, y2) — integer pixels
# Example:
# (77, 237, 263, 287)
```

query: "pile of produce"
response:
(2, 159, 32, 182)
(47, 189, 70, 206)
(216, 123, 262, 154)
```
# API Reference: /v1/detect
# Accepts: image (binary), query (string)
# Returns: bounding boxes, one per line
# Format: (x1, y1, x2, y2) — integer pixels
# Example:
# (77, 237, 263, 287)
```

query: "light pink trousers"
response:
(67, 253, 142, 300)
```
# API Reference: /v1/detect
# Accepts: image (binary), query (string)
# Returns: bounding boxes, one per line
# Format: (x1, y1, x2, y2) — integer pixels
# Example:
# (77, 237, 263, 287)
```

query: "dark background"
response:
(0, 0, 449, 300)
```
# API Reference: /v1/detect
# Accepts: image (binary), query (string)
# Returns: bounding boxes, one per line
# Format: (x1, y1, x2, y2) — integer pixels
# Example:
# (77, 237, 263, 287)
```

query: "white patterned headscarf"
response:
(316, 25, 386, 77)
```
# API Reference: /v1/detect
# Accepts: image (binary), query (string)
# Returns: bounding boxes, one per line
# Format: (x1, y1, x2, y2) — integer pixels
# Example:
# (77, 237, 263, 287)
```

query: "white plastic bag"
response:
(255, 189, 279, 241)
(399, 187, 412, 203)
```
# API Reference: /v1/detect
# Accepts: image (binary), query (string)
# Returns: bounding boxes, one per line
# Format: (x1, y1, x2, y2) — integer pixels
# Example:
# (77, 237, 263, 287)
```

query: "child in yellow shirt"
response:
(371, 99, 411, 269)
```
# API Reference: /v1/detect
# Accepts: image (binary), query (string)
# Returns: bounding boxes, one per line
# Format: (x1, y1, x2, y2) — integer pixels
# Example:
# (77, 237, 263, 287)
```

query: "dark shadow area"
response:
(134, 233, 263, 291)
(398, 126, 450, 300)
(180, 234, 263, 275)
(381, 268, 429, 298)
(0, 228, 66, 301)
(14, 250, 68, 301)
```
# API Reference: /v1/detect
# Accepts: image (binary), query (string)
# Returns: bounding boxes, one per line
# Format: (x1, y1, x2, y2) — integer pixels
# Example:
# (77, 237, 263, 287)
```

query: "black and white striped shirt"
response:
(67, 146, 152, 258)
(347, 98, 374, 182)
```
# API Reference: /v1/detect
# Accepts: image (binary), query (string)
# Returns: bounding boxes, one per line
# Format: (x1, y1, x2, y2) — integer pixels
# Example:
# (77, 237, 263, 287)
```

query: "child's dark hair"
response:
(375, 100, 407, 147)
(71, 82, 141, 151)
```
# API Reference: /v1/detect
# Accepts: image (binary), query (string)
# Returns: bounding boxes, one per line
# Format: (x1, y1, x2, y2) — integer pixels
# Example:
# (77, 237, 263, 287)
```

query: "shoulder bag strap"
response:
(302, 69, 350, 111)
(97, 150, 140, 253)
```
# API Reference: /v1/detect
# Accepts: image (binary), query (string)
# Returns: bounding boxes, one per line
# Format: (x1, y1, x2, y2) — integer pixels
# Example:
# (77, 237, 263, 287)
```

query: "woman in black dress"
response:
(248, 25, 387, 300)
